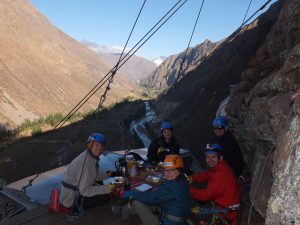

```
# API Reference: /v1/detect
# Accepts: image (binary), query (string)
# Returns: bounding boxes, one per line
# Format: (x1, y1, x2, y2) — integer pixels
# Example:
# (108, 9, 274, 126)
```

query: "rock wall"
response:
(226, 0, 300, 223)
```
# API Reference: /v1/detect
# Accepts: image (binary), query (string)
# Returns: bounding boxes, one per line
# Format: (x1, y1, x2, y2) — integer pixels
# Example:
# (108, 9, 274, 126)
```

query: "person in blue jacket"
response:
(121, 154, 191, 225)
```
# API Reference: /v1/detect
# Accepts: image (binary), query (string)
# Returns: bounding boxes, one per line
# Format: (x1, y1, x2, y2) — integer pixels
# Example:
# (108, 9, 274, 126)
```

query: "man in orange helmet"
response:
(121, 155, 191, 225)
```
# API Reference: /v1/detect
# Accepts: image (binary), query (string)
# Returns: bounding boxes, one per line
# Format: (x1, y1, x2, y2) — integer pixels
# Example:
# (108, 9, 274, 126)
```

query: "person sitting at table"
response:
(189, 144, 240, 225)
(60, 133, 115, 215)
(147, 122, 180, 165)
(121, 154, 191, 225)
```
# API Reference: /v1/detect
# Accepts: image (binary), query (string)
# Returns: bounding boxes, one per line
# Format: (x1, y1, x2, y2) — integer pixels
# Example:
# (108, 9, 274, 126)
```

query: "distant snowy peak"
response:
(152, 56, 167, 66)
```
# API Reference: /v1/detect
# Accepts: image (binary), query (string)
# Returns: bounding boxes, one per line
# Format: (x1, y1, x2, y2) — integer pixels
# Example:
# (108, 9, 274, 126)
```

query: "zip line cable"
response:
(97, 0, 147, 112)
(235, 0, 272, 35)
(21, 0, 187, 192)
(241, 0, 254, 26)
(173, 0, 205, 88)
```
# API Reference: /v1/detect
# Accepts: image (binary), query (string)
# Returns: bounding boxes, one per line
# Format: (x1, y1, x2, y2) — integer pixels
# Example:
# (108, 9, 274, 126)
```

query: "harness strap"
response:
(62, 181, 78, 191)
(162, 212, 187, 223)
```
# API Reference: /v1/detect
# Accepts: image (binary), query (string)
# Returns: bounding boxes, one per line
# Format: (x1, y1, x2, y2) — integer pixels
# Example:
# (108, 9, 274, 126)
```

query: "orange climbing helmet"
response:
(163, 155, 184, 170)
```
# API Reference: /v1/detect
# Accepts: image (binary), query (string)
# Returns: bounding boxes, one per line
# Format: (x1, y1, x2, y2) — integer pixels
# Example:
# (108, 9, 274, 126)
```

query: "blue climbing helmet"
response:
(204, 143, 223, 155)
(87, 133, 106, 145)
(213, 116, 228, 128)
(161, 122, 173, 132)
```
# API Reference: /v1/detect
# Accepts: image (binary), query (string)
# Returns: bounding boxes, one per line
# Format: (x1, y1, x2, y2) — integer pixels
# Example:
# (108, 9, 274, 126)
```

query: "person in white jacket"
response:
(60, 133, 114, 211)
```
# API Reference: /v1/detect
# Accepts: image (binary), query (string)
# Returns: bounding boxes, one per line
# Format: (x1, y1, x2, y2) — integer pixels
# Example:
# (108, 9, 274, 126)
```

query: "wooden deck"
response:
(2, 203, 141, 225)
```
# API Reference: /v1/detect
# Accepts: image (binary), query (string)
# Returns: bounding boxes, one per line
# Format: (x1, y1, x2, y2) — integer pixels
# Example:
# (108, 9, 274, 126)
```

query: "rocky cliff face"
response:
(142, 39, 218, 89)
(0, 0, 139, 128)
(226, 0, 300, 223)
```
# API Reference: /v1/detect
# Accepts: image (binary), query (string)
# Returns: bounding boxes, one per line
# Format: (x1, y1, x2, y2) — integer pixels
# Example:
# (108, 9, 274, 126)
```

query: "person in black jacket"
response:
(147, 122, 180, 165)
(212, 116, 245, 178)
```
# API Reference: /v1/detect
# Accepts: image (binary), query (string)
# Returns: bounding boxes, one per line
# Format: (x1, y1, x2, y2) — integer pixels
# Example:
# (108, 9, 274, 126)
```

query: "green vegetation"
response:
(0, 126, 12, 140)
(140, 86, 162, 98)
(31, 125, 42, 136)
(108, 96, 136, 109)
(45, 113, 64, 126)
(2, 97, 143, 140)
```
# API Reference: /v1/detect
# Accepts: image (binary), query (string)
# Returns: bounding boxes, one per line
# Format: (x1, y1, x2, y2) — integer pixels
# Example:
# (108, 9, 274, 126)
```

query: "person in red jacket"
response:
(189, 144, 240, 225)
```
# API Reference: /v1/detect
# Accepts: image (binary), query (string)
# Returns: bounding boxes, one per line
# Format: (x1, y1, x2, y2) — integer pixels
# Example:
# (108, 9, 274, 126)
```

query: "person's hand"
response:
(122, 190, 135, 200)
(106, 170, 112, 177)
(108, 183, 116, 192)
(157, 147, 165, 155)
(185, 175, 193, 184)
(110, 171, 122, 177)
(191, 206, 200, 214)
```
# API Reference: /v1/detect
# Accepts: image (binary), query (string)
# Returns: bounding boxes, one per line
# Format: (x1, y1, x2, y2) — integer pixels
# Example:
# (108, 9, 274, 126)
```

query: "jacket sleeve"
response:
(96, 171, 109, 181)
(132, 183, 173, 205)
(147, 140, 159, 163)
(172, 142, 180, 155)
(192, 171, 209, 183)
(78, 162, 110, 197)
(190, 174, 223, 201)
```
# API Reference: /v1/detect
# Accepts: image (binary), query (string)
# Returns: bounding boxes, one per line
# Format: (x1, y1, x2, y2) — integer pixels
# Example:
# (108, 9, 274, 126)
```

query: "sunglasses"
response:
(213, 127, 225, 130)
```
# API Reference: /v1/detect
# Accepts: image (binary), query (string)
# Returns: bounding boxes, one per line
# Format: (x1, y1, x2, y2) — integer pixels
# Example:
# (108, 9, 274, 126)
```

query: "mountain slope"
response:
(0, 0, 139, 127)
(82, 40, 157, 83)
(142, 39, 219, 89)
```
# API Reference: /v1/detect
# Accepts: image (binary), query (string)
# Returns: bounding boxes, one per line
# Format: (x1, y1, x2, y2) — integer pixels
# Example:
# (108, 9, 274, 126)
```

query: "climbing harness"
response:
(192, 203, 240, 225)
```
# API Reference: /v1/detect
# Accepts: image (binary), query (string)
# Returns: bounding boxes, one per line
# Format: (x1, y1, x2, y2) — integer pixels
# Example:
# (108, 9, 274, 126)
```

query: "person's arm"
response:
(132, 183, 173, 205)
(191, 171, 209, 183)
(78, 161, 110, 197)
(167, 137, 180, 155)
(173, 139, 180, 155)
(228, 133, 245, 169)
(95, 170, 109, 181)
(147, 139, 159, 163)
(190, 175, 223, 202)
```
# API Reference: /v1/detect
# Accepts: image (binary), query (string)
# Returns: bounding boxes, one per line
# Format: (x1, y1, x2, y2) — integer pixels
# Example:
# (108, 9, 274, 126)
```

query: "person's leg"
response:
(82, 194, 110, 210)
(122, 200, 160, 225)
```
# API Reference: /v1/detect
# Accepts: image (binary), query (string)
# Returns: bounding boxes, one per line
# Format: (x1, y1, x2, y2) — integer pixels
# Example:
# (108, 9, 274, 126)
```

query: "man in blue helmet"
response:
(189, 144, 240, 225)
(147, 122, 180, 164)
(60, 133, 115, 212)
(212, 116, 245, 177)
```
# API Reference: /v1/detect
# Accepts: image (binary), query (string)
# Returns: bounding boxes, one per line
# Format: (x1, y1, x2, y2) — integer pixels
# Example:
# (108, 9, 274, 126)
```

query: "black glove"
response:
(111, 171, 122, 177)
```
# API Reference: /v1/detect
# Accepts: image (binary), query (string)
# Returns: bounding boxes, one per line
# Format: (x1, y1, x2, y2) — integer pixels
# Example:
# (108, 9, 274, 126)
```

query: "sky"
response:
(30, 0, 277, 60)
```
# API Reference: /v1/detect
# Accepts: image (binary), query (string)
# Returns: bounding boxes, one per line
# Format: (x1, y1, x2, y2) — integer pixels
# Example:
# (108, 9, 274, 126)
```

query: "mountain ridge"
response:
(142, 39, 219, 89)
